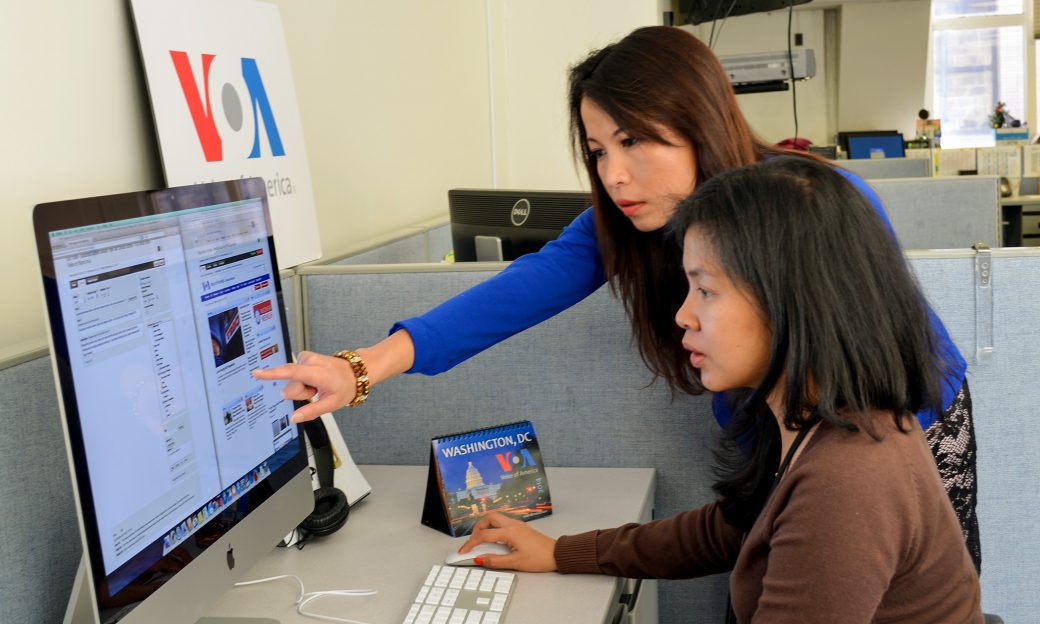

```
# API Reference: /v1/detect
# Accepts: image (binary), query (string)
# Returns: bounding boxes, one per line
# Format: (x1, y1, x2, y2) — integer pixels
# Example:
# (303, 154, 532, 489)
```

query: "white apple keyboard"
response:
(402, 564, 516, 624)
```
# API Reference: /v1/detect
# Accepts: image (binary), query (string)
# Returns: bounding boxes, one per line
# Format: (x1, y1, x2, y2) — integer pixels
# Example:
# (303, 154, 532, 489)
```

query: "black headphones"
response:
(294, 419, 350, 543)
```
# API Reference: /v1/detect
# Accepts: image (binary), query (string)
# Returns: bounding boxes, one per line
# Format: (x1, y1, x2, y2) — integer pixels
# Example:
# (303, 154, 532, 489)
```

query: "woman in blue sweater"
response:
(255, 25, 980, 569)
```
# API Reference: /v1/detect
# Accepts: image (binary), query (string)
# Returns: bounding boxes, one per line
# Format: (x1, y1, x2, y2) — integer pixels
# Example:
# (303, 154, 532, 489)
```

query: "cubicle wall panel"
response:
(910, 253, 1039, 623)
(840, 157, 932, 179)
(0, 355, 80, 624)
(305, 270, 730, 622)
(332, 233, 429, 265)
(280, 271, 299, 351)
(872, 177, 999, 249)
(427, 224, 453, 263)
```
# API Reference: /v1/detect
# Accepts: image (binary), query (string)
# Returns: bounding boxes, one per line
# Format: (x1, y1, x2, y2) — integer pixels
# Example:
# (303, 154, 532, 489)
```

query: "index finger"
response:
(252, 363, 301, 381)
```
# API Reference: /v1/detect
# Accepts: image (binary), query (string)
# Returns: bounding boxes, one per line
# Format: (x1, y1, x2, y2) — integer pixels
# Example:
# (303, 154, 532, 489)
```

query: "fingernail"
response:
(474, 556, 485, 566)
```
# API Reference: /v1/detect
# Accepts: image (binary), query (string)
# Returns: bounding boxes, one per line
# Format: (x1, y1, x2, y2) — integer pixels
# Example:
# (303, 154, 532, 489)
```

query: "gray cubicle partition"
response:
(871, 176, 1000, 249)
(280, 268, 302, 352)
(839, 157, 932, 179)
(3, 250, 1037, 623)
(327, 221, 453, 266)
(301, 263, 727, 622)
(301, 252, 1038, 624)
(0, 348, 81, 624)
(909, 249, 1038, 624)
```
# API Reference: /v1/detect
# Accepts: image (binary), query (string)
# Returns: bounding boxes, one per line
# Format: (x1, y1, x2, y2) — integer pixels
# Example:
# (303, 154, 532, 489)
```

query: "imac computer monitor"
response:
(448, 189, 592, 262)
(34, 178, 313, 624)
(839, 131, 906, 160)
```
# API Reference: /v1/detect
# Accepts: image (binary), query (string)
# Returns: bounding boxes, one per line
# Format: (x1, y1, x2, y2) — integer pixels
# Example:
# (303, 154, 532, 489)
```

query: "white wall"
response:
(487, 0, 662, 190)
(838, 0, 931, 138)
(3, 1, 163, 357)
(0, 0, 938, 354)
(1, 0, 493, 353)
(691, 10, 832, 145)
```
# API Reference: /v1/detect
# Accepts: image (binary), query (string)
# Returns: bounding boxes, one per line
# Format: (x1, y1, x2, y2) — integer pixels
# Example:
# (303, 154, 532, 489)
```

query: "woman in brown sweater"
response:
(459, 157, 983, 623)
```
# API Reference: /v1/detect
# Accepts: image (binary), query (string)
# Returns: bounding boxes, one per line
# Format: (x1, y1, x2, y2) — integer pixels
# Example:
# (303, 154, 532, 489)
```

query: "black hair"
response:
(667, 156, 950, 529)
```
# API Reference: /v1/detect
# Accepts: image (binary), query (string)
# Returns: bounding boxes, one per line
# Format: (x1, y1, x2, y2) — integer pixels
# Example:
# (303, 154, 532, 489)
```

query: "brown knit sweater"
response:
(554, 418, 982, 623)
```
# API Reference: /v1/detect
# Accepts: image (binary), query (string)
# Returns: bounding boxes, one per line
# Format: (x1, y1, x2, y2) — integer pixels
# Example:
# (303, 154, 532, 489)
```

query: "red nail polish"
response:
(474, 556, 485, 566)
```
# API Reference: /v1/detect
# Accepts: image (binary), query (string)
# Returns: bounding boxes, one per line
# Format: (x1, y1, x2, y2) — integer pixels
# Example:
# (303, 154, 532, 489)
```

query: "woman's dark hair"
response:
(668, 156, 949, 528)
(568, 25, 799, 394)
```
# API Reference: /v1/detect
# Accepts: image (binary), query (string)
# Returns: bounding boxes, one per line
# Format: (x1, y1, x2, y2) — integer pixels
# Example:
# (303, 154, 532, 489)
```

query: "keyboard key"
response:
(464, 570, 483, 590)
(478, 577, 495, 592)
(490, 594, 507, 612)
(494, 576, 513, 594)
(448, 608, 469, 624)
(482, 613, 501, 624)
(449, 568, 469, 589)
(441, 588, 460, 607)
(426, 586, 445, 605)
(415, 585, 430, 603)
(435, 567, 454, 587)
(425, 566, 440, 585)
(416, 604, 438, 624)
(404, 602, 421, 624)
(465, 611, 483, 624)
(433, 605, 452, 624)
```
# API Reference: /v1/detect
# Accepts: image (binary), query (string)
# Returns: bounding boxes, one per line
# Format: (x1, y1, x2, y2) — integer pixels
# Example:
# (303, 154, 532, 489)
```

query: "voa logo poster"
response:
(131, 0, 321, 268)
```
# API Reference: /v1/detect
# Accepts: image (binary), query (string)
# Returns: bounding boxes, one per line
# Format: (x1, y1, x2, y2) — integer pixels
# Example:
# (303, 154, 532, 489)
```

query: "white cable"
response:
(234, 574, 377, 624)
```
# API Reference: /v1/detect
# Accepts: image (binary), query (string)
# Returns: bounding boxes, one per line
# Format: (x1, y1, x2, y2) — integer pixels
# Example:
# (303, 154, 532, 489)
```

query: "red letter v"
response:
(169, 51, 222, 162)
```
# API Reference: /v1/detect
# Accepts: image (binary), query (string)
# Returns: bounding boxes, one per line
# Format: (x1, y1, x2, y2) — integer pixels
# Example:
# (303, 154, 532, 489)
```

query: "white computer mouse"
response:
(445, 541, 511, 566)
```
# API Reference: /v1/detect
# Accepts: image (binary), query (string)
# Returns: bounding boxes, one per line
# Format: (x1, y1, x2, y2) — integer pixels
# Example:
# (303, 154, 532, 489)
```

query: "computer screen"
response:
(34, 178, 312, 624)
(840, 131, 906, 160)
(448, 189, 592, 262)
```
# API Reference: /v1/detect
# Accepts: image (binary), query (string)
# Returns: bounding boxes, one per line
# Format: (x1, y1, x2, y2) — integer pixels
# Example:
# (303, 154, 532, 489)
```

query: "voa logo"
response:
(169, 51, 285, 163)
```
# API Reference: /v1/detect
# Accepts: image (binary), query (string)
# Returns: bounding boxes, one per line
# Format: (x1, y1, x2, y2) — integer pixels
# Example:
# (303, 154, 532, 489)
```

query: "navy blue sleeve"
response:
(712, 169, 968, 430)
(392, 208, 607, 375)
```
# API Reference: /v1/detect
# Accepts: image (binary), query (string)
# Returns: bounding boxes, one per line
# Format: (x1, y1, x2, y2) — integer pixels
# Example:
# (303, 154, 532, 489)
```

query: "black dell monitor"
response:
(448, 189, 592, 262)
(34, 178, 313, 624)
(838, 130, 906, 159)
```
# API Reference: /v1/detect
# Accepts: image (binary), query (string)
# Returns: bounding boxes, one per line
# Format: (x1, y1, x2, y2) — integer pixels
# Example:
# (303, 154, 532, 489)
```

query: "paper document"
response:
(976, 146, 1021, 177)
(936, 149, 977, 177)
(1022, 145, 1040, 177)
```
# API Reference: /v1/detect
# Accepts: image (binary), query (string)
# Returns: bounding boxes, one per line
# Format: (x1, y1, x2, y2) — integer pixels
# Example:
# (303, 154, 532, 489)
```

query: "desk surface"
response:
(205, 465, 656, 624)
(1000, 194, 1040, 206)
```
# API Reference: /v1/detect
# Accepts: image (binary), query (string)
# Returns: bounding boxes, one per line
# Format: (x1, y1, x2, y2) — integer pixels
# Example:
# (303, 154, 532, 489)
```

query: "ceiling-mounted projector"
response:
(719, 49, 816, 94)
(674, 0, 814, 25)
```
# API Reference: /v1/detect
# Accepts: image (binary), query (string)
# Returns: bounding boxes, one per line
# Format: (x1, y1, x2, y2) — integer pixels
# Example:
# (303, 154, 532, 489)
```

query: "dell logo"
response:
(510, 199, 531, 226)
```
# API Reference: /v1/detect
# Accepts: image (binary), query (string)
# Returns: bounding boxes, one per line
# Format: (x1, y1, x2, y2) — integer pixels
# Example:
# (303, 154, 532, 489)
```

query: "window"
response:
(930, 0, 1033, 149)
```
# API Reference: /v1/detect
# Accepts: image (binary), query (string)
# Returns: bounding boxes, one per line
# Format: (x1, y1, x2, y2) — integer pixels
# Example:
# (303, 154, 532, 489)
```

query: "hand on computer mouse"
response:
(458, 512, 558, 573)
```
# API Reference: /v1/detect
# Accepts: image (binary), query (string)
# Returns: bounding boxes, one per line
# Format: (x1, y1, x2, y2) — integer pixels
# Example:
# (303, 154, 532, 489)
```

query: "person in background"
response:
(254, 25, 981, 571)
(458, 157, 983, 623)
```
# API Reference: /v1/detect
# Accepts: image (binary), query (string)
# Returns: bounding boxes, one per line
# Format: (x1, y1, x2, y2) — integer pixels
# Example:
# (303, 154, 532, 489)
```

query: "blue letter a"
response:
(242, 58, 286, 158)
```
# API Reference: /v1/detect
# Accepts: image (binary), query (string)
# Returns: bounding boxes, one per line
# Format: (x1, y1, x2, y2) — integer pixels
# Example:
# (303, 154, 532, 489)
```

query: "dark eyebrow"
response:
(587, 127, 626, 146)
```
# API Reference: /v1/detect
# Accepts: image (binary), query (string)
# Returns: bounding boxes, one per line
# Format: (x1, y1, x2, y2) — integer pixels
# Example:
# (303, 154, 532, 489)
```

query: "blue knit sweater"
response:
(392, 170, 967, 429)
